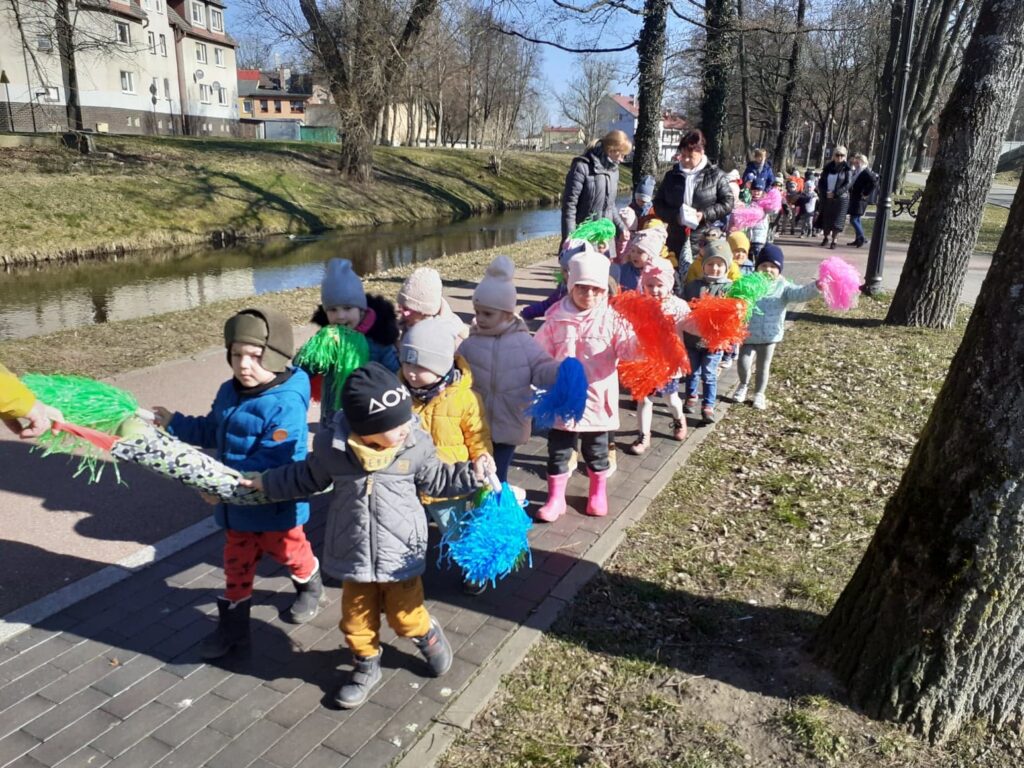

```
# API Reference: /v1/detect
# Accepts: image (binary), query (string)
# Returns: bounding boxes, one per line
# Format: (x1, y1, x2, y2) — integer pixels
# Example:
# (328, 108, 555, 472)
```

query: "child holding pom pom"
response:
(534, 250, 636, 522)
(624, 257, 690, 455)
(522, 239, 590, 321)
(680, 241, 734, 424)
(310, 258, 400, 424)
(620, 227, 668, 291)
(731, 244, 820, 410)
(458, 255, 561, 490)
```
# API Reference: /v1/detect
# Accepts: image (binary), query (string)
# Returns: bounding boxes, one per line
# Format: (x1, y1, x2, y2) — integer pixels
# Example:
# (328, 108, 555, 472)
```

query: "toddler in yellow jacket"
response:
(399, 317, 493, 593)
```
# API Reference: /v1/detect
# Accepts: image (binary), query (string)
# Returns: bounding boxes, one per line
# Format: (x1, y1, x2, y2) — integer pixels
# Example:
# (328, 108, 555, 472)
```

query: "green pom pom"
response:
(22, 374, 139, 432)
(569, 217, 616, 245)
(725, 272, 775, 323)
(294, 325, 370, 411)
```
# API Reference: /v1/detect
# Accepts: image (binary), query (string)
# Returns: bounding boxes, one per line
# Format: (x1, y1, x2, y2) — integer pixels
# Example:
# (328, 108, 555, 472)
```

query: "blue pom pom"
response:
(440, 483, 533, 586)
(529, 357, 588, 429)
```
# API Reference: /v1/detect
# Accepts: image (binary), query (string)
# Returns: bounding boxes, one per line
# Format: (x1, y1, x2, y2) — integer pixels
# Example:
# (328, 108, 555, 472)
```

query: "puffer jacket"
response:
(745, 278, 819, 345)
(742, 160, 776, 190)
(653, 162, 735, 260)
(262, 414, 480, 583)
(561, 144, 627, 240)
(168, 367, 310, 532)
(458, 317, 561, 445)
(407, 357, 492, 503)
(0, 363, 34, 420)
(534, 296, 636, 432)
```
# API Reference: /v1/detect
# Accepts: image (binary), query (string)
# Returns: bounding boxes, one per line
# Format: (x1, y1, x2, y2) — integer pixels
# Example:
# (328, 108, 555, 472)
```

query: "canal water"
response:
(0, 205, 564, 340)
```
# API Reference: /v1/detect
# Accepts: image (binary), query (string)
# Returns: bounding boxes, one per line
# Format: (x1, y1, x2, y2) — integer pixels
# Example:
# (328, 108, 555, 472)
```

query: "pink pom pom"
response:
(757, 187, 782, 213)
(729, 205, 765, 231)
(818, 256, 861, 310)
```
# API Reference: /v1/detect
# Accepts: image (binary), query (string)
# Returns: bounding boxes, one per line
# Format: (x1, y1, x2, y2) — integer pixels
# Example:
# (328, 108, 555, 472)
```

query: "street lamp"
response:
(863, 0, 919, 296)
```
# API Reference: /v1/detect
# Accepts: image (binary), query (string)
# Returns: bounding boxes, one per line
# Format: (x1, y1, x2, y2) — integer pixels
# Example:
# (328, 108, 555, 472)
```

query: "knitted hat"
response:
(629, 228, 668, 261)
(321, 258, 367, 310)
(399, 316, 456, 377)
(727, 231, 750, 256)
(223, 307, 294, 373)
(398, 267, 443, 315)
(751, 178, 766, 191)
(757, 244, 785, 272)
(568, 250, 609, 290)
(473, 255, 517, 313)
(341, 362, 412, 436)
(641, 256, 675, 288)
(726, 169, 742, 184)
(702, 240, 732, 271)
(558, 239, 595, 270)
(635, 175, 655, 201)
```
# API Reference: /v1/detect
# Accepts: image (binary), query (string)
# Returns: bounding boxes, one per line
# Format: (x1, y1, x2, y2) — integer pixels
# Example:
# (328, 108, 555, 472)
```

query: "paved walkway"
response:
(0, 233, 991, 768)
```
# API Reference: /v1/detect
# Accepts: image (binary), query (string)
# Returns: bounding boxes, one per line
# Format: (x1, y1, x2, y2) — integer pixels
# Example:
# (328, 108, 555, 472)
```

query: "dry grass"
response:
(438, 296, 1022, 768)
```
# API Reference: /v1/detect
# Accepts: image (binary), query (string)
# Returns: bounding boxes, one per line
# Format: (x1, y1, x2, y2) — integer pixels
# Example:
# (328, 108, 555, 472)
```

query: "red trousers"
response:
(223, 526, 316, 602)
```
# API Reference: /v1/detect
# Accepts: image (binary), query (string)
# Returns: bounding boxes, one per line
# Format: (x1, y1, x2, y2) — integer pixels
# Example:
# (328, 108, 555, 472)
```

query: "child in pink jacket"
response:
(533, 250, 635, 521)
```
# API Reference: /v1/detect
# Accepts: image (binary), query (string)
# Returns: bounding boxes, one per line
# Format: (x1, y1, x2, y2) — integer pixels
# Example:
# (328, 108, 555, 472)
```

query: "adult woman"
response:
(815, 146, 852, 249)
(561, 130, 631, 242)
(652, 129, 734, 279)
(847, 153, 877, 247)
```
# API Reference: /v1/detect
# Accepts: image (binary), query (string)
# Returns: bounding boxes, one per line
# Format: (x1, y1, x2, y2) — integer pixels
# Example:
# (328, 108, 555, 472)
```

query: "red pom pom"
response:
(611, 291, 690, 401)
(687, 296, 748, 352)
(310, 374, 323, 404)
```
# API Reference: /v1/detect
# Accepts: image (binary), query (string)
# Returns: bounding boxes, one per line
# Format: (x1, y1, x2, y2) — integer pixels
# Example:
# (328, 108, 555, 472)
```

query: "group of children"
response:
(152, 192, 819, 710)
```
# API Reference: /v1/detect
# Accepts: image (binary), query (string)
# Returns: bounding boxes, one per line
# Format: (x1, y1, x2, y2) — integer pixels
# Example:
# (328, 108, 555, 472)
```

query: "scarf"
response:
(408, 365, 460, 404)
(678, 156, 709, 208)
(346, 435, 400, 472)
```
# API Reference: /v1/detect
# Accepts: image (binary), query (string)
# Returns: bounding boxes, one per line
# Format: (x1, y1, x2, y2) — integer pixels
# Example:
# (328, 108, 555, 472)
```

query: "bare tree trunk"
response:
(701, 0, 735, 164)
(632, 0, 668, 182)
(54, 0, 82, 130)
(772, 0, 806, 172)
(815, 177, 1024, 747)
(886, 0, 1024, 328)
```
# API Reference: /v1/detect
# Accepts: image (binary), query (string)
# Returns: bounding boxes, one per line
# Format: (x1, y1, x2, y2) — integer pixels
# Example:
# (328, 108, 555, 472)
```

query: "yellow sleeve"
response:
(461, 391, 492, 459)
(0, 363, 36, 420)
(685, 258, 703, 283)
(728, 261, 741, 281)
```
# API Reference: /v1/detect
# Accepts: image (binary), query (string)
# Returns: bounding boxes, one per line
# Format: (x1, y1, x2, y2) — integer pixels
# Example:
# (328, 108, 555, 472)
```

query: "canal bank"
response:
(0, 136, 607, 265)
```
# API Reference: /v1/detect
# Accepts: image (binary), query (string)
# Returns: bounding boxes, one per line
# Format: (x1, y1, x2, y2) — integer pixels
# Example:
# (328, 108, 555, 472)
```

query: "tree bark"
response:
(886, 0, 1024, 328)
(632, 0, 668, 183)
(54, 0, 82, 130)
(772, 0, 806, 172)
(700, 0, 735, 164)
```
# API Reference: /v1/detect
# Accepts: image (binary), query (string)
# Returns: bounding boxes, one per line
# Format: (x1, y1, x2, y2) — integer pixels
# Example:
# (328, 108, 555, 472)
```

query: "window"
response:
(120, 70, 135, 93)
(217, 87, 227, 105)
(214, 47, 224, 66)
(36, 34, 52, 51)
(143, 0, 151, 8)
(242, 99, 253, 113)
(195, 42, 207, 63)
(274, 100, 282, 113)
(209, 8, 223, 32)
(155, 0, 163, 12)
(158, 33, 167, 56)
(290, 100, 304, 113)
(199, 83, 212, 103)
(259, 99, 268, 111)
(42, 86, 59, 102)
(147, 30, 155, 54)
(114, 21, 130, 44)
(163, 77, 171, 99)
(190, 1, 204, 25)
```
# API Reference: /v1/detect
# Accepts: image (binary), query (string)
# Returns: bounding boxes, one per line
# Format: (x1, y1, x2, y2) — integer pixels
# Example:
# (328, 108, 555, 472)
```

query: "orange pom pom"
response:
(611, 291, 690, 401)
(687, 296, 748, 352)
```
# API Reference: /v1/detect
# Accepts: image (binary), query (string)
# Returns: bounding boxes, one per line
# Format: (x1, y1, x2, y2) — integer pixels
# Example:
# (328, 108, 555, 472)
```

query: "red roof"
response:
(545, 125, 580, 133)
(238, 69, 262, 81)
(662, 114, 687, 130)
(611, 94, 639, 117)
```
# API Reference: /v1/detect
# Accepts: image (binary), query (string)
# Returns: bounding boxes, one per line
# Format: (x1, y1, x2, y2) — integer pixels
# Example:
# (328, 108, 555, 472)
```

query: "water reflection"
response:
(0, 205, 563, 340)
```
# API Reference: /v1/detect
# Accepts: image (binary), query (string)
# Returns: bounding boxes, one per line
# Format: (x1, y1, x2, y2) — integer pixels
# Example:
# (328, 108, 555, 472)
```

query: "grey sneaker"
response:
(752, 393, 767, 410)
(333, 652, 383, 709)
(413, 619, 453, 676)
(731, 385, 748, 403)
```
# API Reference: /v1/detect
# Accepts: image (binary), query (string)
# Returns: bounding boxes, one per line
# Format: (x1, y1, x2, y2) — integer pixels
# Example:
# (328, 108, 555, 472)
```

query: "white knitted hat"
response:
(398, 267, 443, 315)
(568, 251, 609, 290)
(472, 255, 517, 313)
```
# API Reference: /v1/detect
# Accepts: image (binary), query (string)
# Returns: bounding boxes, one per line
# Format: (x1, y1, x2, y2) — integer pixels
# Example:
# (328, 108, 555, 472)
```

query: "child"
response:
(398, 266, 469, 342)
(242, 363, 494, 709)
(620, 227, 668, 291)
(796, 186, 818, 238)
(680, 241, 734, 424)
(522, 240, 590, 321)
(685, 227, 741, 283)
(153, 307, 319, 660)
(624, 257, 689, 455)
(312, 258, 400, 424)
(728, 231, 754, 276)
(629, 175, 656, 226)
(747, 181, 770, 261)
(399, 317, 493, 594)
(731, 245, 819, 410)
(459, 255, 561, 486)
(534, 250, 635, 521)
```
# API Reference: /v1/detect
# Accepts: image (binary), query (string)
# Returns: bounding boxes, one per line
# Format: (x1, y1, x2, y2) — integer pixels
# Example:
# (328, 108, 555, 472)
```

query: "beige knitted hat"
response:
(398, 267, 443, 315)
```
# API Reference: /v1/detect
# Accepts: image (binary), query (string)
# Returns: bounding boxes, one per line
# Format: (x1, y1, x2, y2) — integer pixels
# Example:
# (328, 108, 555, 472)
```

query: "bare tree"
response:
(555, 55, 619, 143)
(233, 33, 275, 70)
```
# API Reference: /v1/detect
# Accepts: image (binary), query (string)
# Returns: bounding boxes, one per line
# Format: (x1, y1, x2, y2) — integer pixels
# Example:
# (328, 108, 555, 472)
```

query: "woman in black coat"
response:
(561, 130, 631, 242)
(815, 146, 853, 249)
(653, 129, 734, 276)
(846, 153, 877, 247)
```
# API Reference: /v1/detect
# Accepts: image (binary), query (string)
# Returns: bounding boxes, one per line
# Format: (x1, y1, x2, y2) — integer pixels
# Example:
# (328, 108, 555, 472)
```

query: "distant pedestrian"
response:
(0, 363, 62, 438)
(742, 147, 776, 190)
(816, 146, 852, 249)
(561, 130, 631, 242)
(847, 153, 877, 248)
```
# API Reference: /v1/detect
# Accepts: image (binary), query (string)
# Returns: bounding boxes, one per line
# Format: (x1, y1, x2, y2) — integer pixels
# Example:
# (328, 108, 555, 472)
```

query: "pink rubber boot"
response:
(536, 472, 570, 522)
(586, 468, 609, 517)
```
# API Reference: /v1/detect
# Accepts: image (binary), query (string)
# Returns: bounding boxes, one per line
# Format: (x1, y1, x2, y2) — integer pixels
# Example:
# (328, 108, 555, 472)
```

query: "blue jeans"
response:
(684, 342, 723, 408)
(851, 215, 865, 243)
(492, 443, 516, 483)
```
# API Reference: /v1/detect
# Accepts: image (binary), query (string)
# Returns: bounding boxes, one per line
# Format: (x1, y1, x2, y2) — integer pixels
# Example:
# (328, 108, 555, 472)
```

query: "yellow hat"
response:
(727, 231, 750, 255)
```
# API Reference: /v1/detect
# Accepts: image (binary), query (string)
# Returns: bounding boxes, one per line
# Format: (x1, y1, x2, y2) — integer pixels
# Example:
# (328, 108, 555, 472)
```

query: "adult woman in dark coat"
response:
(815, 145, 853, 249)
(846, 153, 877, 247)
(653, 129, 734, 281)
(561, 130, 631, 242)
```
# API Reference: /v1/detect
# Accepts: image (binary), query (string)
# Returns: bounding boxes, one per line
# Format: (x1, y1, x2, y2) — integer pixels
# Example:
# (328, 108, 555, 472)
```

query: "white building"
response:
(596, 93, 689, 163)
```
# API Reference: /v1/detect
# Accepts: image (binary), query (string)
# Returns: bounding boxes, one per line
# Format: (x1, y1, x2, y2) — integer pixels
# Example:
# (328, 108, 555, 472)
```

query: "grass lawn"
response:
(438, 296, 1020, 767)
(0, 136, 603, 262)
(866, 201, 1008, 254)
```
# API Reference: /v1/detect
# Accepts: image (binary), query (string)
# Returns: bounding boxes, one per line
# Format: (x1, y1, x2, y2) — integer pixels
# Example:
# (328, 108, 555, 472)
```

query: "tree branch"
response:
(489, 25, 638, 52)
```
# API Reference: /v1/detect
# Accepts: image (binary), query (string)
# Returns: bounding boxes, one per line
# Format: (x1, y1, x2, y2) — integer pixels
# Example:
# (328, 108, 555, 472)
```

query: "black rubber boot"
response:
(413, 619, 453, 677)
(287, 567, 324, 624)
(333, 652, 383, 709)
(200, 597, 251, 659)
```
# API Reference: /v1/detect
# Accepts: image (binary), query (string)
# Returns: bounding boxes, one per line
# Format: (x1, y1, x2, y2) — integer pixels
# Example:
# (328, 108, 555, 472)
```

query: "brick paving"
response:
(0, 258, 739, 768)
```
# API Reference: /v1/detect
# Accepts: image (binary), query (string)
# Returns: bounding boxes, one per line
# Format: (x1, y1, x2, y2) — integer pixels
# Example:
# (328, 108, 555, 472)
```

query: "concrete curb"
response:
(395, 403, 729, 768)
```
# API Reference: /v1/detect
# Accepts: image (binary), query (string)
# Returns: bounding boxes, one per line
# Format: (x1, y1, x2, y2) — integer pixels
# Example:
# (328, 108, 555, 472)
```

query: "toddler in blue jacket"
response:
(153, 307, 320, 660)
